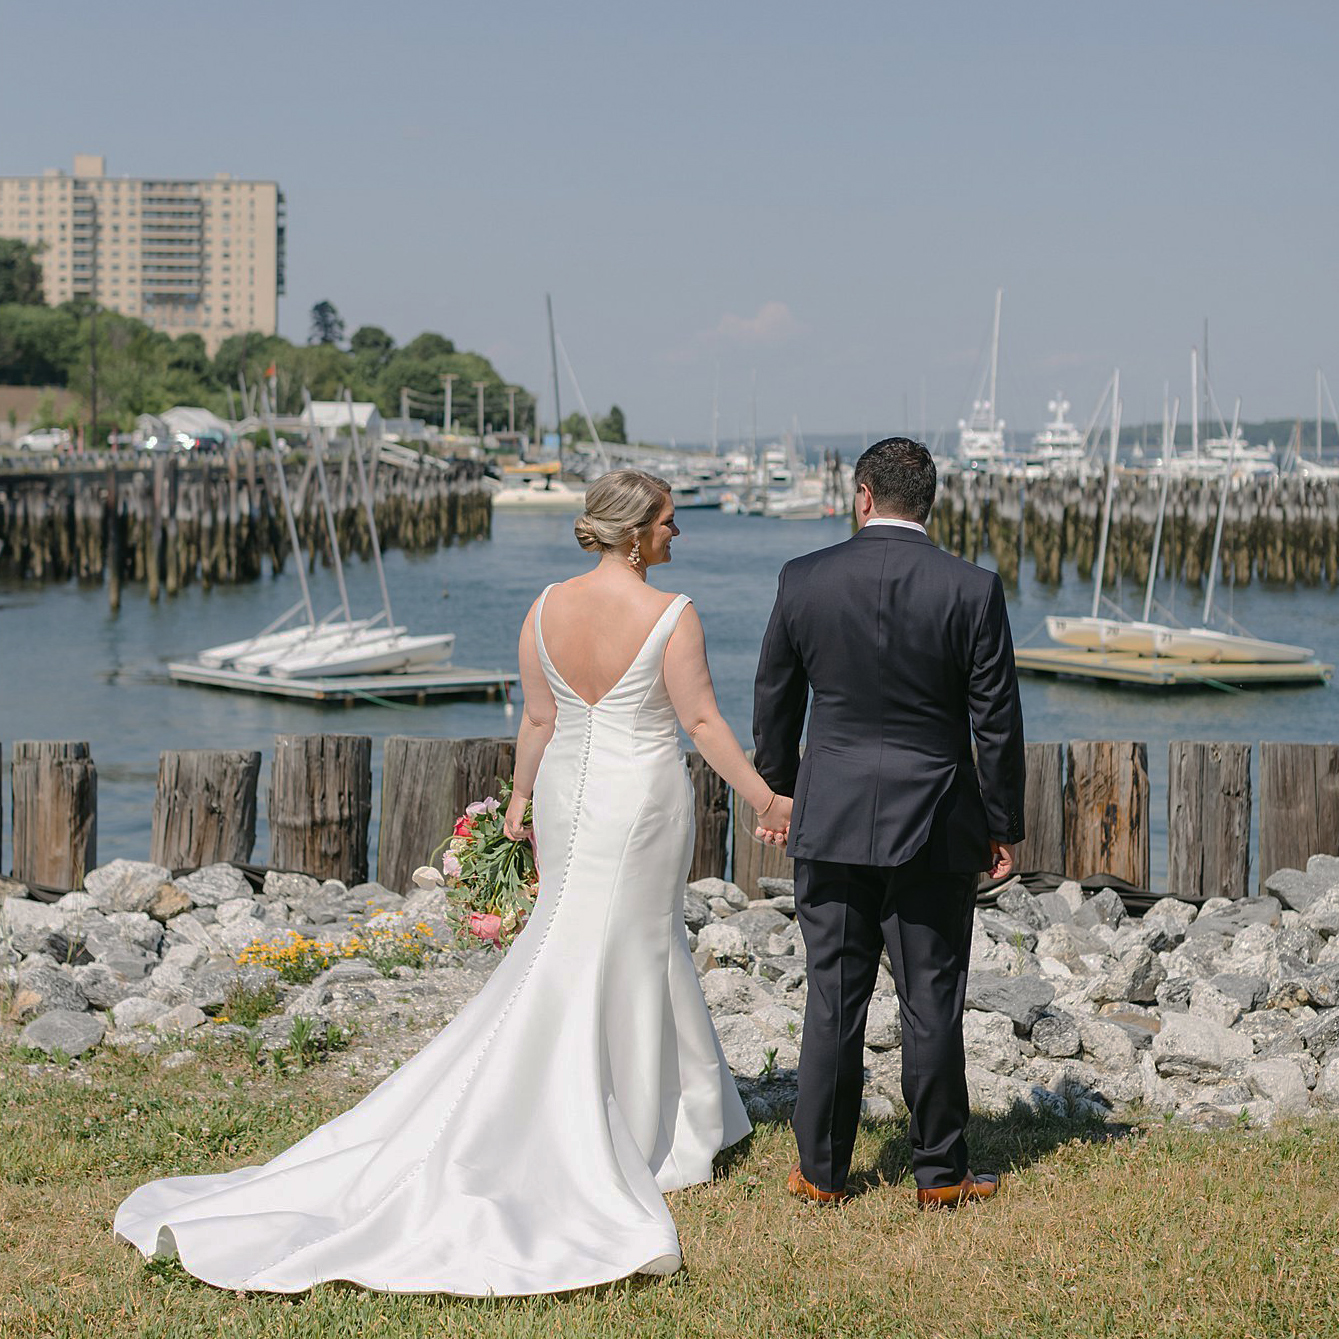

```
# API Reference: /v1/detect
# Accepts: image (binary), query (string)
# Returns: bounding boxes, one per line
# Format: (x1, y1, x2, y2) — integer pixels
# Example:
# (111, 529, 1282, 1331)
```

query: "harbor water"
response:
(2, 509, 1336, 884)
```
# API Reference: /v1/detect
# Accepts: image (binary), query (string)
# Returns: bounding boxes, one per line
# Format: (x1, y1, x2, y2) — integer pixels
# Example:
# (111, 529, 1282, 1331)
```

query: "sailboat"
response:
(957, 289, 1010, 470)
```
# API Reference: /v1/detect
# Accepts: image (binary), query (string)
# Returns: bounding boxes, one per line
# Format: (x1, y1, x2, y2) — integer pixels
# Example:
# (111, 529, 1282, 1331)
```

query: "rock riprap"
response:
(6, 856, 1339, 1128)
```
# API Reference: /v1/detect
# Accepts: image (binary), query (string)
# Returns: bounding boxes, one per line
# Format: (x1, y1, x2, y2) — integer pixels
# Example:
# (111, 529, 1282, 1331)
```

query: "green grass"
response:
(3, 1037, 1338, 1338)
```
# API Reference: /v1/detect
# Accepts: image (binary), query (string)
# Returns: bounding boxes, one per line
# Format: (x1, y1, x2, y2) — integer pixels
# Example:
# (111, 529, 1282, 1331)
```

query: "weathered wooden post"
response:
(10, 741, 97, 890)
(685, 751, 729, 881)
(268, 734, 372, 884)
(150, 749, 261, 870)
(377, 737, 516, 893)
(1018, 741, 1065, 874)
(1063, 740, 1150, 888)
(730, 750, 793, 898)
(1167, 741, 1251, 901)
(1259, 741, 1339, 890)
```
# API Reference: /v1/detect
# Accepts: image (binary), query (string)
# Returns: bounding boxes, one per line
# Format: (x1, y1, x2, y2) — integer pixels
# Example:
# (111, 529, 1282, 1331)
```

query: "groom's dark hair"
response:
(854, 437, 937, 523)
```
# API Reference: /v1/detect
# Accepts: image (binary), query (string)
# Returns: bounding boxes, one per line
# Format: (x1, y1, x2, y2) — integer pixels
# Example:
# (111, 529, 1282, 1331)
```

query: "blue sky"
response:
(4, 1, 1336, 441)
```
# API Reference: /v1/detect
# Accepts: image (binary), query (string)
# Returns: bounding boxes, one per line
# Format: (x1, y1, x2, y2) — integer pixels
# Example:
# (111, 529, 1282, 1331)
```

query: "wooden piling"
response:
(268, 734, 372, 884)
(150, 749, 261, 870)
(1258, 741, 1339, 890)
(1063, 740, 1149, 887)
(1018, 742, 1065, 874)
(685, 751, 730, 881)
(10, 741, 97, 891)
(1167, 741, 1251, 901)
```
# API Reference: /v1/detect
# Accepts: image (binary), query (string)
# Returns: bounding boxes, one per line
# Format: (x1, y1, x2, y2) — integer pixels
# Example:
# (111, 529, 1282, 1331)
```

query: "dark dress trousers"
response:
(752, 523, 1026, 1191)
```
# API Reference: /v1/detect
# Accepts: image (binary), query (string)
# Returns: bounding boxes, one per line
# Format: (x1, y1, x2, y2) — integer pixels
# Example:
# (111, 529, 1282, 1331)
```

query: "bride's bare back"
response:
(538, 573, 679, 708)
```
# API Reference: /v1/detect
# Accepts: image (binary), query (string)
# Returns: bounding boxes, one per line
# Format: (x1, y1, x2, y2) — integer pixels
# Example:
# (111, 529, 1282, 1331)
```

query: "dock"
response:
(1015, 645, 1333, 688)
(167, 661, 518, 704)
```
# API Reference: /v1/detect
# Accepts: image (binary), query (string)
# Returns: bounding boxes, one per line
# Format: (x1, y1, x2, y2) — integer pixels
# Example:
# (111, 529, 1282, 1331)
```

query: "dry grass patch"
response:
(3, 1039, 1338, 1339)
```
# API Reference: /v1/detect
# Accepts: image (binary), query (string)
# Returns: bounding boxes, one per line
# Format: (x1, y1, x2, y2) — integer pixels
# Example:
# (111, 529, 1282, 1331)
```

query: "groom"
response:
(752, 437, 1026, 1208)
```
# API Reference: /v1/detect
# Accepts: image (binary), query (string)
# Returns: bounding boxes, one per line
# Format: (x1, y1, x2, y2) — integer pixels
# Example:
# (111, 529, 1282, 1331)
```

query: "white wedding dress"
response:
(113, 586, 752, 1296)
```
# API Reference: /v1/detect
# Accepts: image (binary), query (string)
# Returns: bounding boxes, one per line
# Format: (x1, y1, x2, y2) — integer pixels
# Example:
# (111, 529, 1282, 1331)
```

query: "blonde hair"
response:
(574, 469, 671, 553)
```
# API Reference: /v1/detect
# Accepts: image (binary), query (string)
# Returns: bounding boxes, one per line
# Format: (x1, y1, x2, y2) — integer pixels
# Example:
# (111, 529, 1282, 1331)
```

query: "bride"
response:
(113, 468, 793, 1297)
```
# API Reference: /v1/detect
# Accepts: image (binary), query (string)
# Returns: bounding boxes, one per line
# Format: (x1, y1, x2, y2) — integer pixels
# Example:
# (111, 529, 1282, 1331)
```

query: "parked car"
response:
(17, 428, 72, 453)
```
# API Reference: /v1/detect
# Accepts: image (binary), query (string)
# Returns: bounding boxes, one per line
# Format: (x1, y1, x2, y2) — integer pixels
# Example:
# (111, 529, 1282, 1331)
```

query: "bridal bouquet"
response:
(412, 780, 537, 951)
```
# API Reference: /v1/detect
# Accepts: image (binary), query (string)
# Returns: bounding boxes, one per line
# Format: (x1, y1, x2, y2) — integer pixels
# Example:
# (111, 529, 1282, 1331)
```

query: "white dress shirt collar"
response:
(863, 517, 927, 535)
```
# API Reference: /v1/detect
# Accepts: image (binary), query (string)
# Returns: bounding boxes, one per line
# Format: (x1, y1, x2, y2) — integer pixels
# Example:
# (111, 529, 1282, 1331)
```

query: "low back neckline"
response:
(535, 584, 688, 709)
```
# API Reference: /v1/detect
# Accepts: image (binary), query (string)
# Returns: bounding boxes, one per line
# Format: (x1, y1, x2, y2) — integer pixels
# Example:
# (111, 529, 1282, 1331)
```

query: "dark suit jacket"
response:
(752, 523, 1026, 872)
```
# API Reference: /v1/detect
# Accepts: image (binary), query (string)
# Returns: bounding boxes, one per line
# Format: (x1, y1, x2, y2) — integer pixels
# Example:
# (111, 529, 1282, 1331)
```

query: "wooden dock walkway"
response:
(166, 662, 518, 704)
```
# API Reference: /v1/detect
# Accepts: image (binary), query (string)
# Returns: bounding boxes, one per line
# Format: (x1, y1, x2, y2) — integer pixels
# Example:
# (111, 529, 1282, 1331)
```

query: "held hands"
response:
(754, 792, 793, 847)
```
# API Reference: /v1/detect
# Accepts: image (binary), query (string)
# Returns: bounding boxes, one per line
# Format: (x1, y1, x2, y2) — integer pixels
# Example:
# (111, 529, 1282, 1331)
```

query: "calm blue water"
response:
(2, 509, 1336, 886)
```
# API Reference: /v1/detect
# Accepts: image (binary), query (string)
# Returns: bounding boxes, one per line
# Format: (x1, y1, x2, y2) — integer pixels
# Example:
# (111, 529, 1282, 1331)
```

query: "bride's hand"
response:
(503, 792, 531, 842)
(754, 793, 792, 846)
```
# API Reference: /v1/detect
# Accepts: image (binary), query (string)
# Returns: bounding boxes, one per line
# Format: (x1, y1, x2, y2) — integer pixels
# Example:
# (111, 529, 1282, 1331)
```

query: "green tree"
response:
(603, 404, 627, 444)
(350, 324, 395, 373)
(0, 304, 79, 385)
(0, 238, 45, 305)
(308, 300, 345, 347)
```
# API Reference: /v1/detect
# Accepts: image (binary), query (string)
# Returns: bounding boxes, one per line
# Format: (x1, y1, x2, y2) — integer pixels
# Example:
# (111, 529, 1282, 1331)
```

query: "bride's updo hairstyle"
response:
(574, 469, 672, 554)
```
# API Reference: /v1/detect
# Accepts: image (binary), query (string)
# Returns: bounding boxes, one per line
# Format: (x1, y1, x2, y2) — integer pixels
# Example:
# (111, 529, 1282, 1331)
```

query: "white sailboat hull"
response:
(268, 632, 457, 679)
(491, 483, 587, 511)
(1045, 616, 1124, 651)
(198, 620, 379, 669)
(1151, 628, 1313, 664)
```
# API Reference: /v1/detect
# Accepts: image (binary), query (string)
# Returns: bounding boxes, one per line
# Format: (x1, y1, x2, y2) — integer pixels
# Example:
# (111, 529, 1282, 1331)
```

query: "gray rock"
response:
(864, 995, 901, 1050)
(1035, 892, 1074, 927)
(682, 888, 711, 933)
(1055, 880, 1086, 913)
(112, 996, 172, 1029)
(965, 971, 1055, 1033)
(1032, 1011, 1082, 1058)
(756, 877, 795, 898)
(348, 881, 399, 910)
(1074, 887, 1127, 930)
(312, 959, 383, 988)
(69, 962, 138, 1009)
(1308, 854, 1339, 884)
(1276, 925, 1325, 964)
(1301, 888, 1339, 940)
(1210, 972, 1269, 1012)
(1035, 922, 1109, 974)
(0, 898, 69, 955)
(701, 966, 769, 1015)
(1245, 1058, 1310, 1115)
(105, 911, 163, 953)
(18, 1008, 105, 1057)
(1187, 896, 1283, 942)
(84, 860, 173, 914)
(688, 877, 750, 912)
(1153, 1012, 1253, 1077)
(697, 922, 749, 966)
(995, 885, 1050, 932)
(1079, 1017, 1138, 1071)
(187, 965, 285, 1014)
(1300, 1010, 1339, 1062)
(1189, 981, 1243, 1029)
(1098, 1005, 1162, 1050)
(964, 1010, 1023, 1073)
(95, 946, 158, 981)
(728, 907, 791, 953)
(713, 1013, 772, 1075)
(1142, 898, 1199, 929)
(1263, 868, 1329, 914)
(977, 911, 1038, 952)
(262, 871, 321, 902)
(161, 943, 209, 972)
(161, 1050, 198, 1071)
(155, 1003, 209, 1034)
(214, 897, 259, 926)
(17, 963, 88, 1014)
(752, 1001, 804, 1041)
(1235, 1009, 1305, 1058)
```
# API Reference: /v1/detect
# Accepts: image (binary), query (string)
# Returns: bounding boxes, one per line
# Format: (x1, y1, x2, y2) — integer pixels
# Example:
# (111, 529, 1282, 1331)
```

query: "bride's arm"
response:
(504, 602, 557, 840)
(664, 605, 791, 828)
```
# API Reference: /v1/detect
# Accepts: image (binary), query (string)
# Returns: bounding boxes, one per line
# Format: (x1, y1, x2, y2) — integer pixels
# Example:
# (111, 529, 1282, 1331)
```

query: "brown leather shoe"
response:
(916, 1172, 1001, 1210)
(787, 1163, 849, 1204)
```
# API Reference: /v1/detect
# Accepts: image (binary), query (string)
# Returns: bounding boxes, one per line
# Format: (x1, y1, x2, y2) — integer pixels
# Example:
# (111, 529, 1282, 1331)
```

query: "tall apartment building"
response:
(0, 154, 286, 353)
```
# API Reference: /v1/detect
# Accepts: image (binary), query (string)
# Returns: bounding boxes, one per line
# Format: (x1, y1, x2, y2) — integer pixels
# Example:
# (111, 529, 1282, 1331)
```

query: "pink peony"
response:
(465, 797, 501, 817)
(465, 912, 503, 948)
(441, 851, 462, 879)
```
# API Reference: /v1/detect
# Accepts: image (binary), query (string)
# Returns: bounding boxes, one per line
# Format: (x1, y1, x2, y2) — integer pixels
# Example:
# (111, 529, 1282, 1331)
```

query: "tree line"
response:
(0, 237, 630, 444)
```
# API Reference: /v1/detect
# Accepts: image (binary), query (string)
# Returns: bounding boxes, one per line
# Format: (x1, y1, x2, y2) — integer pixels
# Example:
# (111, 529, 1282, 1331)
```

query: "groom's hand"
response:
(988, 841, 1016, 881)
(754, 794, 792, 847)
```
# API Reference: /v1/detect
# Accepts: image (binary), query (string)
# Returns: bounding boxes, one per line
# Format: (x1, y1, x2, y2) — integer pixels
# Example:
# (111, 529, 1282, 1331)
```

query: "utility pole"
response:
(546, 294, 563, 471)
(506, 385, 517, 434)
(88, 194, 99, 452)
(400, 386, 409, 427)
(473, 380, 488, 446)
(441, 372, 457, 437)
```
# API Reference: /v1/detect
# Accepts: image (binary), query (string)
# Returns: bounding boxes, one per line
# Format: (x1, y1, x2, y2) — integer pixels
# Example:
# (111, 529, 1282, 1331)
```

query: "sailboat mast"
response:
(1318, 368, 1324, 463)
(1143, 396, 1177, 622)
(1191, 347, 1199, 461)
(546, 294, 563, 473)
(988, 287, 1002, 427)
(344, 389, 394, 630)
(1202, 397, 1240, 625)
(261, 387, 315, 626)
(1090, 368, 1121, 620)
(304, 393, 354, 627)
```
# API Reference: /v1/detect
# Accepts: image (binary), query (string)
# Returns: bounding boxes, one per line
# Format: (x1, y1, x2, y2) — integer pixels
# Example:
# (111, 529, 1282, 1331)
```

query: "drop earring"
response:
(627, 538, 642, 568)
